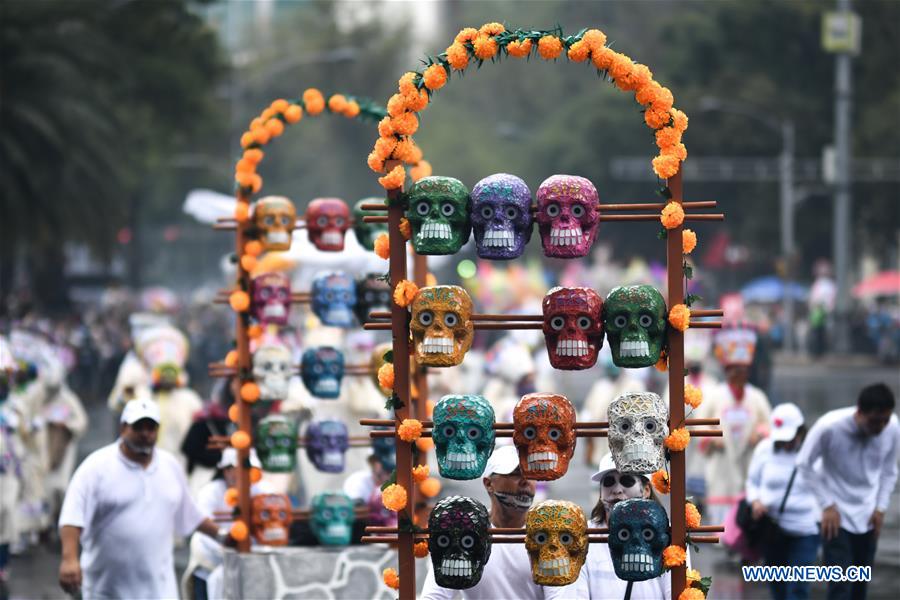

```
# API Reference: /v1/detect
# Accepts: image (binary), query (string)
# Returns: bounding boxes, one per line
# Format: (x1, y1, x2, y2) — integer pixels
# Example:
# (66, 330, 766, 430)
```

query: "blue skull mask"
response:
(471, 173, 533, 260)
(311, 272, 356, 327)
(310, 492, 355, 546)
(608, 499, 670, 581)
(371, 427, 395, 471)
(305, 420, 349, 472)
(301, 346, 344, 399)
(432, 395, 496, 480)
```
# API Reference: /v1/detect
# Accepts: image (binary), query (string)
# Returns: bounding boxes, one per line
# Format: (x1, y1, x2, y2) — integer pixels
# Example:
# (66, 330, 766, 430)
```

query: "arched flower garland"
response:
(367, 24, 688, 191)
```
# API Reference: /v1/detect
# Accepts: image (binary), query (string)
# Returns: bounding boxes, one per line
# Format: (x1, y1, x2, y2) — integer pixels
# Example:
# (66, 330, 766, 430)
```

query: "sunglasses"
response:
(601, 473, 639, 488)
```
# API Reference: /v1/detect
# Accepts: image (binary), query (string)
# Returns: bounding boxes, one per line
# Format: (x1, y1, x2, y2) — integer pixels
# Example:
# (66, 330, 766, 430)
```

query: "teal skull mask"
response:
(352, 198, 388, 251)
(433, 395, 496, 480)
(603, 285, 668, 368)
(310, 491, 355, 546)
(405, 176, 471, 255)
(255, 415, 298, 472)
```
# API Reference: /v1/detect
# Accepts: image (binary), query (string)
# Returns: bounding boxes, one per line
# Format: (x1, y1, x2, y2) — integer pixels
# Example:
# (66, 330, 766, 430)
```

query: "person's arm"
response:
(59, 525, 83, 594)
(872, 424, 900, 536)
(195, 517, 230, 544)
(745, 442, 768, 519)
(417, 561, 455, 600)
(795, 419, 839, 539)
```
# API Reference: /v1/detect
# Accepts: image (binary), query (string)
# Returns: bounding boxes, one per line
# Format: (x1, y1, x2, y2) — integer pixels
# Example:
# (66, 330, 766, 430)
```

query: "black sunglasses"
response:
(601, 473, 638, 488)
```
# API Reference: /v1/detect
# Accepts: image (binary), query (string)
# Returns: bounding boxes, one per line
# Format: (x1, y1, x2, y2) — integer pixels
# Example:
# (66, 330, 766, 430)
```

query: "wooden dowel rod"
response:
(364, 323, 392, 330)
(685, 214, 725, 221)
(598, 215, 661, 222)
(369, 311, 544, 322)
(360, 203, 389, 211)
(688, 536, 720, 543)
(688, 321, 722, 329)
(359, 418, 721, 429)
(599, 201, 717, 211)
(689, 309, 724, 317)
(363, 216, 388, 223)
(475, 323, 543, 330)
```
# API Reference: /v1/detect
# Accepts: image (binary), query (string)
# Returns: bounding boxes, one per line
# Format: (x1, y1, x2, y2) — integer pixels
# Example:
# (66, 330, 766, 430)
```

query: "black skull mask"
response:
(428, 496, 492, 589)
(353, 273, 391, 325)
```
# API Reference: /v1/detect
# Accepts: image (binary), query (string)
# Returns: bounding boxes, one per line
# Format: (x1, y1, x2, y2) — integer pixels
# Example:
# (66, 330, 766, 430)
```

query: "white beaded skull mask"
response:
(607, 392, 668, 474)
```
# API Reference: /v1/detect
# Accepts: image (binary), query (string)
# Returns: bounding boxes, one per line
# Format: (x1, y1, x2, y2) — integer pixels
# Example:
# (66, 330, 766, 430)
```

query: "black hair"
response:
(774, 425, 807, 452)
(589, 474, 661, 524)
(857, 383, 896, 414)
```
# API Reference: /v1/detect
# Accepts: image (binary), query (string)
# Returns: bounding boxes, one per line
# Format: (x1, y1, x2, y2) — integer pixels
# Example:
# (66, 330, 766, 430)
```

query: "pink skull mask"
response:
(536, 175, 599, 258)
(251, 272, 291, 326)
(305, 198, 350, 251)
(542, 287, 604, 370)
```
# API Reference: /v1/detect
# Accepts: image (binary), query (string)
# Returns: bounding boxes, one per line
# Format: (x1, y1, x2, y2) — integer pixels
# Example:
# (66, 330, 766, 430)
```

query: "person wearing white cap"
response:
(745, 403, 819, 600)
(58, 399, 226, 599)
(420, 445, 587, 599)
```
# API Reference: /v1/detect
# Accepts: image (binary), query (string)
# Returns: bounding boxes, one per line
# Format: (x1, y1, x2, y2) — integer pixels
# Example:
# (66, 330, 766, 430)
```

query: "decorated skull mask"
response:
(300, 346, 344, 399)
(542, 287, 604, 370)
(513, 393, 577, 480)
(353, 273, 391, 325)
(311, 272, 356, 328)
(603, 285, 668, 368)
(432, 395, 496, 480)
(251, 272, 291, 326)
(471, 173, 533, 260)
(369, 342, 392, 397)
(310, 491, 354, 545)
(525, 500, 588, 586)
(255, 415, 298, 472)
(254, 196, 297, 251)
(607, 392, 669, 474)
(352, 198, 388, 251)
(252, 342, 292, 402)
(371, 427, 396, 471)
(305, 420, 349, 472)
(251, 493, 293, 546)
(306, 198, 350, 251)
(405, 176, 471, 255)
(608, 499, 670, 581)
(410, 286, 474, 367)
(428, 496, 492, 589)
(536, 175, 599, 258)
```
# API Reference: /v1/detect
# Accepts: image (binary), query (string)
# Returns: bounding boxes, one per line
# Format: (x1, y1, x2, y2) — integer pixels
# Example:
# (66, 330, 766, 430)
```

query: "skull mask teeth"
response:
(608, 499, 670, 581)
(251, 272, 291, 327)
(353, 273, 391, 325)
(255, 415, 298, 473)
(525, 500, 588, 586)
(305, 420, 349, 473)
(254, 196, 297, 251)
(311, 271, 356, 328)
(432, 395, 496, 480)
(352, 198, 389, 251)
(603, 285, 668, 368)
(305, 198, 350, 251)
(513, 393, 577, 481)
(252, 342, 292, 402)
(535, 175, 599, 258)
(542, 287, 604, 370)
(428, 496, 492, 589)
(607, 392, 669, 474)
(470, 173, 533, 260)
(310, 492, 354, 545)
(409, 286, 474, 367)
(405, 176, 471, 255)
(251, 493, 293, 546)
(300, 346, 344, 399)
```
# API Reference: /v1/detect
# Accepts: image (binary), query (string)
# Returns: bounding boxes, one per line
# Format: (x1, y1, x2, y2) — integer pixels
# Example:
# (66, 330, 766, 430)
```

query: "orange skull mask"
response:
(254, 196, 297, 251)
(409, 286, 474, 367)
(251, 493, 293, 546)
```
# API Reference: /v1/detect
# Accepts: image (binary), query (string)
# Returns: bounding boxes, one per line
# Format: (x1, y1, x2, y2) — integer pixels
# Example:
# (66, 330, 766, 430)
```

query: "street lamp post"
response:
(699, 97, 797, 351)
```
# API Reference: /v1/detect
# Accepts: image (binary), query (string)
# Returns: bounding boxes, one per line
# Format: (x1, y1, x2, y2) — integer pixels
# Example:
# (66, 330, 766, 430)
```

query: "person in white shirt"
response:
(746, 403, 820, 600)
(58, 399, 225, 599)
(796, 383, 899, 600)
(420, 446, 586, 600)
(577, 453, 671, 600)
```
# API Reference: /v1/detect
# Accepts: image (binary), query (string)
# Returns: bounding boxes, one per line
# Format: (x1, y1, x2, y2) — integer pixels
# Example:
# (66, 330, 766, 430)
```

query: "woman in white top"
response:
(745, 403, 820, 600)
(577, 453, 672, 600)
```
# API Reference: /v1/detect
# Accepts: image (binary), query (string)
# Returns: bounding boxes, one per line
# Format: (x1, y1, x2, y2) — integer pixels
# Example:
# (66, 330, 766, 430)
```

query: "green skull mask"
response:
(310, 491, 355, 546)
(352, 198, 388, 251)
(603, 285, 668, 368)
(255, 415, 298, 472)
(405, 176, 471, 255)
(433, 395, 496, 480)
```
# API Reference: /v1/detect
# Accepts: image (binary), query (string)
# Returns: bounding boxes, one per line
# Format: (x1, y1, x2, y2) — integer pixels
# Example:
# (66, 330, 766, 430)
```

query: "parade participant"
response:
(577, 453, 671, 599)
(699, 326, 771, 526)
(343, 446, 395, 527)
(746, 403, 820, 600)
(0, 338, 23, 589)
(797, 383, 899, 600)
(58, 399, 225, 599)
(420, 445, 587, 599)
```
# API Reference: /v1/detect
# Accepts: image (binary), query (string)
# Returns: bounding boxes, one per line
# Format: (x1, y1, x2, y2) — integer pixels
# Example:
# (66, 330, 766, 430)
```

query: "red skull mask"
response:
(542, 287, 604, 370)
(251, 272, 291, 326)
(513, 393, 577, 480)
(251, 493, 293, 546)
(305, 198, 350, 251)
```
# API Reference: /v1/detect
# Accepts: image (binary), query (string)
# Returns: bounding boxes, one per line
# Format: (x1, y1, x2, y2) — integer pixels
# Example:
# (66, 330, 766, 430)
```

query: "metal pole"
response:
(833, 0, 854, 353)
(780, 121, 796, 351)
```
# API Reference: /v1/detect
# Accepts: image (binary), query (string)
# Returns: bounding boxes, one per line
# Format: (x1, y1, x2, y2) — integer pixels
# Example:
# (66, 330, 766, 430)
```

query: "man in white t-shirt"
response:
(58, 399, 225, 599)
(420, 446, 587, 600)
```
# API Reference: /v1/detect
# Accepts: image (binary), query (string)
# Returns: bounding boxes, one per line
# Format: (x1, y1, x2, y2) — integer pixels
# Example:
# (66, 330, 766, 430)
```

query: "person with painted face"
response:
(797, 383, 899, 600)
(420, 445, 587, 599)
(577, 453, 672, 599)
(58, 399, 226, 599)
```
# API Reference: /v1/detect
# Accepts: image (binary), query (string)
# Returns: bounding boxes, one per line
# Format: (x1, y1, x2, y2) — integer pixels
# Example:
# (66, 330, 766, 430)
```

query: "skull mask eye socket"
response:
(316, 216, 328, 227)
(618, 418, 632, 434)
(560, 532, 573, 545)
(280, 215, 292, 226)
(480, 206, 494, 219)
(264, 215, 275, 226)
(261, 510, 271, 520)
(460, 534, 476, 549)
(617, 529, 631, 542)
(334, 217, 346, 227)
(440, 203, 456, 217)
(441, 424, 456, 438)
(545, 204, 560, 218)
(504, 206, 518, 219)
(642, 418, 658, 434)
(642, 528, 655, 542)
(613, 315, 628, 328)
(534, 531, 548, 544)
(436, 534, 451, 548)
(639, 314, 654, 328)
(571, 204, 586, 218)
(418, 311, 434, 326)
(415, 201, 431, 216)
(550, 316, 565, 330)
(548, 428, 561, 441)
(466, 426, 482, 441)
(523, 426, 537, 440)
(577, 316, 592, 329)
(444, 313, 459, 327)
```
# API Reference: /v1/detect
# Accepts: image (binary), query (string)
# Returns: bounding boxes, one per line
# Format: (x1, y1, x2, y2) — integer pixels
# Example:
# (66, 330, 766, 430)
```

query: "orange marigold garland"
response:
(684, 383, 703, 409)
(414, 541, 430, 558)
(381, 484, 407, 512)
(665, 427, 691, 452)
(679, 588, 705, 600)
(686, 569, 702, 585)
(506, 38, 533, 58)
(377, 362, 395, 392)
(538, 35, 563, 60)
(683, 229, 698, 254)
(654, 349, 668, 372)
(412, 464, 430, 483)
(669, 304, 691, 332)
(373, 233, 390, 259)
(651, 469, 671, 494)
(378, 164, 406, 190)
(398, 218, 412, 240)
(663, 545, 687, 568)
(393, 280, 419, 308)
(382, 567, 400, 590)
(661, 201, 686, 229)
(685, 502, 702, 528)
(397, 418, 423, 442)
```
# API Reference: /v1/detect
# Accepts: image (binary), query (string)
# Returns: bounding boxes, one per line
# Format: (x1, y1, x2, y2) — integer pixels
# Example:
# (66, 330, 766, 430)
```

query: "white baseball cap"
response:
(217, 447, 262, 469)
(770, 403, 804, 442)
(483, 445, 520, 476)
(120, 398, 161, 425)
(590, 453, 618, 483)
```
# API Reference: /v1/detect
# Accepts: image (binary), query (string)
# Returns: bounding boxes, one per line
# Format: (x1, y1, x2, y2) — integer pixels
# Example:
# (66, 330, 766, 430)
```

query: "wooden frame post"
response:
(234, 207, 252, 553)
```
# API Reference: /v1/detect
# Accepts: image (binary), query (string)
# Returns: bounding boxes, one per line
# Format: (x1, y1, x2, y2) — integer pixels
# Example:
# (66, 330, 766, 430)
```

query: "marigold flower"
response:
(383, 567, 400, 590)
(412, 464, 430, 483)
(378, 164, 406, 190)
(653, 155, 681, 180)
(227, 403, 239, 423)
(686, 568, 701, 584)
(386, 93, 406, 118)
(235, 157, 256, 175)
(344, 101, 361, 118)
(374, 233, 390, 259)
(686, 502, 702, 529)
(665, 428, 691, 452)
(230, 521, 249, 541)
(250, 173, 263, 193)
(419, 477, 441, 498)
(652, 86, 675, 113)
(630, 64, 653, 90)
(446, 43, 469, 71)
(393, 279, 419, 308)
(538, 35, 563, 60)
(473, 34, 498, 60)
(391, 112, 419, 136)
(651, 469, 671, 494)
(416, 436, 435, 452)
(645, 107, 672, 130)
(684, 382, 703, 407)
(662, 143, 688, 162)
(608, 52, 634, 82)
(374, 136, 398, 161)
(233, 201, 250, 221)
(265, 118, 284, 137)
(230, 430, 251, 450)
(403, 88, 429, 112)
(240, 381, 260, 403)
(655, 352, 668, 372)
(479, 22, 505, 36)
(243, 148, 264, 165)
(399, 72, 417, 96)
(591, 46, 614, 70)
(229, 290, 250, 312)
(567, 40, 590, 62)
(410, 160, 433, 181)
(669, 303, 691, 331)
(671, 108, 689, 133)
(247, 324, 262, 339)
(251, 126, 271, 146)
(224, 487, 239, 507)
(399, 218, 412, 240)
(398, 419, 423, 442)
(377, 362, 395, 392)
(378, 116, 394, 138)
(414, 541, 430, 558)
(454, 27, 478, 43)
(506, 38, 533, 58)
(240, 131, 255, 148)
(368, 152, 386, 173)
(244, 240, 263, 256)
(636, 81, 662, 106)
(582, 29, 607, 51)
(661, 201, 686, 229)
(663, 545, 687, 568)
(423, 64, 448, 90)
(224, 350, 239, 368)
(381, 484, 407, 512)
(683, 229, 698, 255)
(240, 254, 257, 272)
(656, 127, 682, 150)
(302, 88, 325, 115)
(679, 588, 705, 600)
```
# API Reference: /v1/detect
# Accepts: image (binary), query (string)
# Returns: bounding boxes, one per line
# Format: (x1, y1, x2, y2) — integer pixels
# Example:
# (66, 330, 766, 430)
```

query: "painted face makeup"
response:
(493, 491, 535, 511)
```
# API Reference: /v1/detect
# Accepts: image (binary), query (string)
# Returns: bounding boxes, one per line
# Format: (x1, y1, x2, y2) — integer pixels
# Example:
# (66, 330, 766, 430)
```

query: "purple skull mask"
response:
(251, 272, 291, 326)
(471, 173, 533, 260)
(305, 420, 349, 472)
(536, 175, 599, 258)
